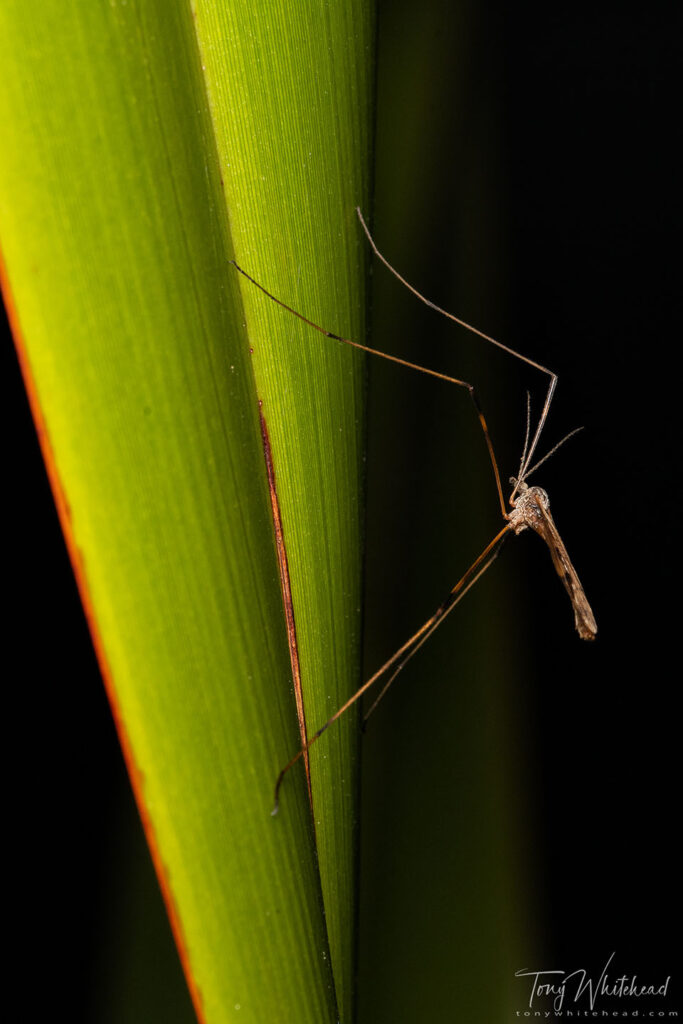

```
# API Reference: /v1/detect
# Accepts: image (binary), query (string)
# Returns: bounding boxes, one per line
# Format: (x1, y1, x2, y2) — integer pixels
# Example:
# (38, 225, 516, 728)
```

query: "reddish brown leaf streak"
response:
(258, 403, 312, 808)
(1, 250, 207, 1023)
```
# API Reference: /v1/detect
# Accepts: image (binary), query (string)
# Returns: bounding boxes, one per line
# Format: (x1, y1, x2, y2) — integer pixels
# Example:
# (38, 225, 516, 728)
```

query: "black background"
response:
(358, 3, 679, 1019)
(5, 2, 678, 1020)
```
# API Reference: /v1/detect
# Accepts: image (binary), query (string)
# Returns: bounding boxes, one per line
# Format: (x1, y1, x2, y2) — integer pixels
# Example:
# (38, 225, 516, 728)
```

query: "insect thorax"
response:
(508, 483, 550, 535)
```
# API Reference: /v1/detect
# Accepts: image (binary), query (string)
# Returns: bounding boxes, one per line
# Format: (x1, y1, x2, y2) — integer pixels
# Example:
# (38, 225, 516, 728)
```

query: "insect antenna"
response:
(515, 391, 533, 486)
(515, 426, 584, 488)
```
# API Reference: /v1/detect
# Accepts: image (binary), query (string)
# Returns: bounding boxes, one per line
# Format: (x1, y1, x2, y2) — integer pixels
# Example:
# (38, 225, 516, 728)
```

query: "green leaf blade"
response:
(1, 1, 375, 1020)
(195, 3, 375, 1019)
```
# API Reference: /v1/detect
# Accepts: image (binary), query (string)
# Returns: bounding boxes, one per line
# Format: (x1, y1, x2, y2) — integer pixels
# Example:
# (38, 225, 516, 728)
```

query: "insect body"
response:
(508, 481, 597, 641)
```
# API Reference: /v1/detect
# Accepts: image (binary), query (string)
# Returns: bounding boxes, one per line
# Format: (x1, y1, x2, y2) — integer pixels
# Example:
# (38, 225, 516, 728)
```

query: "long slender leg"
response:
(354, 208, 558, 493)
(271, 523, 512, 814)
(362, 528, 509, 724)
(232, 259, 507, 517)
